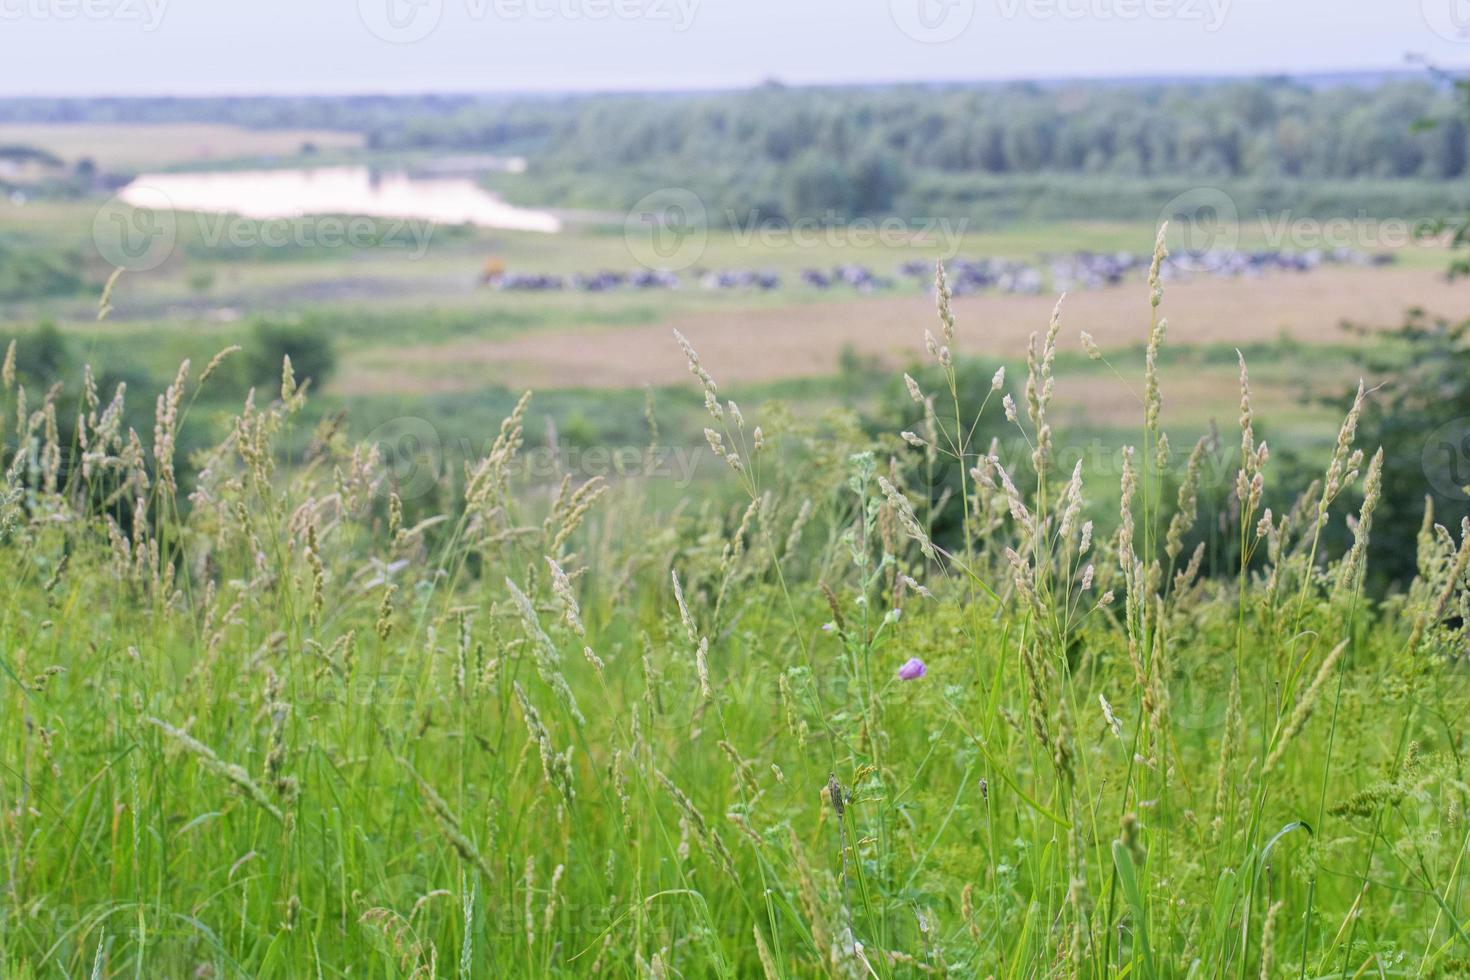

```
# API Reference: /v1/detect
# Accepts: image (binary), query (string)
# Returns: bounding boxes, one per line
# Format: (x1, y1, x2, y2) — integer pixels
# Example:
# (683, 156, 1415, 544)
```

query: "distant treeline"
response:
(5, 78, 1470, 221)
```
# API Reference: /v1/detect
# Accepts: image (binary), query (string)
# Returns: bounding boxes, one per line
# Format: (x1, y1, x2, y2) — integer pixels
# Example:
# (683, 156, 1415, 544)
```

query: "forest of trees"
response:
(5, 76, 1469, 221)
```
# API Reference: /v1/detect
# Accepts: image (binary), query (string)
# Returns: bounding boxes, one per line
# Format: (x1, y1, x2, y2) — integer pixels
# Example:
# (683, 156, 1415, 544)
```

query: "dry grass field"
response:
(340, 265, 1466, 394)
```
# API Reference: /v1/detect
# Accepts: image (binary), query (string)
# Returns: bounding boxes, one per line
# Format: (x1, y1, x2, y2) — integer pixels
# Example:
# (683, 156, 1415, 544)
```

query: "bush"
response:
(243, 317, 337, 392)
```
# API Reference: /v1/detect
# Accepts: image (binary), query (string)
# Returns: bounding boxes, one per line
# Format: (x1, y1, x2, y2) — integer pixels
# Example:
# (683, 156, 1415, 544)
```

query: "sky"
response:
(0, 0, 1467, 96)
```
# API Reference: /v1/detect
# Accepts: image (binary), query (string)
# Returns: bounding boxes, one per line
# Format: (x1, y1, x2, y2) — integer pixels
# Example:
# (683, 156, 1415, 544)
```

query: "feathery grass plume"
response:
(1258, 899, 1284, 980)
(146, 717, 284, 822)
(97, 266, 123, 321)
(505, 577, 585, 725)
(1148, 221, 1169, 307)
(1, 339, 15, 392)
(1166, 436, 1210, 563)
(152, 359, 189, 497)
(1024, 295, 1065, 475)
(358, 908, 437, 978)
(935, 260, 956, 346)
(903, 372, 924, 405)
(1235, 352, 1258, 507)
(1144, 315, 1167, 467)
(375, 583, 397, 641)
(305, 520, 326, 624)
(671, 568, 699, 644)
(994, 460, 1036, 540)
(545, 556, 585, 636)
(783, 498, 813, 558)
(1080, 331, 1103, 360)
(513, 682, 577, 805)
(877, 475, 937, 560)
(1211, 670, 1244, 840)
(199, 345, 242, 387)
(753, 924, 781, 980)
(1407, 518, 1470, 654)
(1321, 379, 1366, 511)
(1334, 448, 1383, 599)
(694, 636, 712, 700)
(396, 758, 499, 875)
(465, 390, 531, 512)
(280, 354, 298, 402)
(655, 768, 736, 878)
(1264, 638, 1350, 772)
(674, 328, 719, 401)
(1058, 460, 1085, 544)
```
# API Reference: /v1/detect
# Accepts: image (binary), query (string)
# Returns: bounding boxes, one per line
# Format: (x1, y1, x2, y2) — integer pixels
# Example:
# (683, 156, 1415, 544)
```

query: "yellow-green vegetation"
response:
(3, 231, 1470, 979)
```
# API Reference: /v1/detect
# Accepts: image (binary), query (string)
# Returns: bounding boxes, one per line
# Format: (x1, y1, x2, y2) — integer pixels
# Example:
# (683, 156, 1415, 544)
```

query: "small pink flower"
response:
(898, 657, 926, 680)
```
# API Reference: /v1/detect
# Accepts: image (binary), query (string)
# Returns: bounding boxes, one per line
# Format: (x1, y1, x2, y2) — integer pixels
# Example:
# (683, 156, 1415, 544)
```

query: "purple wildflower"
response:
(898, 657, 926, 680)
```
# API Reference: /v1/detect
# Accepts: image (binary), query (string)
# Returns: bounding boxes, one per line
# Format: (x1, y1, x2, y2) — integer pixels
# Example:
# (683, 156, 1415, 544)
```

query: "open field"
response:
(338, 265, 1467, 392)
(0, 122, 364, 171)
(4, 88, 1470, 977)
(4, 268, 1470, 975)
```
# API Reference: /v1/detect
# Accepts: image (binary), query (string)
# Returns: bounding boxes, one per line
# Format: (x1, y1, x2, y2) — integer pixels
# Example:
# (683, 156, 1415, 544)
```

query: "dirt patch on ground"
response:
(344, 267, 1467, 393)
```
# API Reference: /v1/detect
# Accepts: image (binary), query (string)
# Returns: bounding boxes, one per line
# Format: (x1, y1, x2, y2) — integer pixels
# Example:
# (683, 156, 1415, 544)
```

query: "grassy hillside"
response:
(2, 233, 1468, 977)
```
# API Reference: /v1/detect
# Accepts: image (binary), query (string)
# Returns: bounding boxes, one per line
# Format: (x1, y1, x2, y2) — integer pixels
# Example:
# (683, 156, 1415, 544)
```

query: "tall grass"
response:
(2, 228, 1469, 978)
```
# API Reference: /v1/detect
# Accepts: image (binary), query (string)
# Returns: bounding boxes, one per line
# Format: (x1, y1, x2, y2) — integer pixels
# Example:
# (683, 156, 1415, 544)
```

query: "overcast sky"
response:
(0, 0, 1466, 96)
